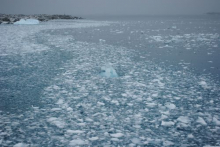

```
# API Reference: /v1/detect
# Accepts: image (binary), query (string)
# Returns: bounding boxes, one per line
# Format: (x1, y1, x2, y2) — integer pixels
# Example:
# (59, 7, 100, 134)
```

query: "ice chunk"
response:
(146, 102, 157, 107)
(66, 130, 85, 134)
(111, 138, 120, 141)
(89, 137, 99, 141)
(165, 103, 176, 109)
(47, 117, 65, 128)
(56, 99, 64, 105)
(187, 134, 194, 138)
(151, 36, 163, 42)
(213, 117, 220, 125)
(131, 138, 141, 144)
(66, 107, 73, 111)
(14, 19, 40, 25)
(51, 108, 62, 111)
(69, 139, 87, 146)
(198, 80, 209, 89)
(197, 117, 207, 125)
(177, 116, 190, 124)
(100, 64, 118, 78)
(163, 140, 174, 146)
(161, 121, 175, 126)
(13, 143, 28, 147)
(110, 133, 124, 138)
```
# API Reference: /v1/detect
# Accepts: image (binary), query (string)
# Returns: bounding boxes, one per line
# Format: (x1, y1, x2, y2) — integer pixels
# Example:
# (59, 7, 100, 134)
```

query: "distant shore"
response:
(0, 14, 83, 24)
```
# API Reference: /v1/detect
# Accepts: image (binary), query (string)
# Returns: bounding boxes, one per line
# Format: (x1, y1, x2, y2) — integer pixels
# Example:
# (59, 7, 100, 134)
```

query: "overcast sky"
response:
(0, 0, 220, 16)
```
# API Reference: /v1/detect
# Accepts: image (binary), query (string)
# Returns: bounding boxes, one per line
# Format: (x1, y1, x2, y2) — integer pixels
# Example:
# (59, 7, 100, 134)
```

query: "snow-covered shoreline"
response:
(0, 14, 82, 24)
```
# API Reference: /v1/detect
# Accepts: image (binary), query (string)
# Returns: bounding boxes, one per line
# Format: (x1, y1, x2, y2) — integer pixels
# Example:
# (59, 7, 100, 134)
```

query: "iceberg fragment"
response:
(100, 64, 118, 78)
(13, 143, 28, 147)
(14, 19, 40, 25)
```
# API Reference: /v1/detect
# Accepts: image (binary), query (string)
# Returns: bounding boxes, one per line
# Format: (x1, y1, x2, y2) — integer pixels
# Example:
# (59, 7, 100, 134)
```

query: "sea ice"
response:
(177, 116, 190, 124)
(197, 117, 207, 125)
(66, 130, 85, 134)
(89, 137, 99, 141)
(14, 19, 40, 25)
(161, 121, 175, 126)
(131, 138, 141, 144)
(198, 80, 209, 89)
(165, 103, 176, 109)
(213, 117, 220, 125)
(51, 108, 62, 111)
(47, 117, 66, 128)
(163, 140, 174, 146)
(100, 64, 118, 78)
(69, 139, 87, 146)
(187, 134, 194, 138)
(13, 143, 28, 147)
(110, 133, 124, 138)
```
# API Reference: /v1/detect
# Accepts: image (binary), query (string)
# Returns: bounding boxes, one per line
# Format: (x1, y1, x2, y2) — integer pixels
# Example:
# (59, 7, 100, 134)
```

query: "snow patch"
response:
(14, 19, 40, 25)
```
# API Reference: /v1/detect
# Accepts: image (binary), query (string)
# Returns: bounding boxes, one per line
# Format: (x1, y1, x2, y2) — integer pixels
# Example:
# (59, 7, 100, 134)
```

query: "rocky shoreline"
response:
(0, 14, 83, 24)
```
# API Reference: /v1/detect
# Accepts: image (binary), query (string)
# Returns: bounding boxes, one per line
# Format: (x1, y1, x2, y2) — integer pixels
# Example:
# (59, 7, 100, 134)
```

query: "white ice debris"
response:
(198, 80, 209, 89)
(110, 133, 124, 138)
(56, 99, 64, 105)
(161, 121, 175, 126)
(165, 103, 176, 109)
(89, 137, 99, 141)
(146, 102, 157, 107)
(163, 140, 174, 146)
(47, 117, 66, 128)
(66, 107, 73, 111)
(213, 117, 220, 125)
(51, 108, 62, 111)
(100, 64, 118, 78)
(187, 134, 194, 138)
(14, 19, 40, 25)
(151, 36, 163, 42)
(1, 17, 220, 146)
(99, 39, 106, 43)
(66, 130, 85, 134)
(13, 143, 28, 147)
(131, 138, 141, 144)
(177, 116, 190, 124)
(69, 139, 87, 146)
(197, 117, 207, 125)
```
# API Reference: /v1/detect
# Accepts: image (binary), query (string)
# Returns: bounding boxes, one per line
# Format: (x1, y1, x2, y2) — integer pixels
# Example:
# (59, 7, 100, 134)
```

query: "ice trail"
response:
(0, 20, 220, 146)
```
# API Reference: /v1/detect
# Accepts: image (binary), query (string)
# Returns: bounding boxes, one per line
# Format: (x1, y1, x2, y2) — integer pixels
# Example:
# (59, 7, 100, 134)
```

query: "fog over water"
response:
(0, 0, 220, 16)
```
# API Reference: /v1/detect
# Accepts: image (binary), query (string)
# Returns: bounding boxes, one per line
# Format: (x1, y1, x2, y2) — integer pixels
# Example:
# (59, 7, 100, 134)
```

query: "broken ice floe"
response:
(100, 64, 118, 78)
(1, 19, 220, 147)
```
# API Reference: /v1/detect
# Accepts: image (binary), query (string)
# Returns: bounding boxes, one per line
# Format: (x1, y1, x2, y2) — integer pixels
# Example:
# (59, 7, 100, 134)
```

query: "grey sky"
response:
(0, 0, 220, 16)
